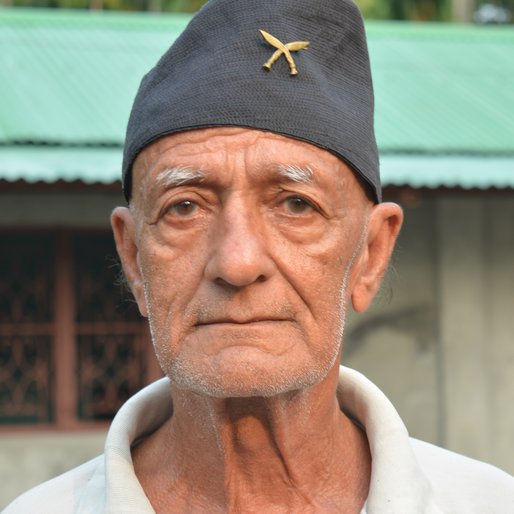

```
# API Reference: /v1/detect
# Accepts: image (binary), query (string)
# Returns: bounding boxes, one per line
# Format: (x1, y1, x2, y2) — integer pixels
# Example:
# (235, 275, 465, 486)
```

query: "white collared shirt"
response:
(4, 367, 514, 513)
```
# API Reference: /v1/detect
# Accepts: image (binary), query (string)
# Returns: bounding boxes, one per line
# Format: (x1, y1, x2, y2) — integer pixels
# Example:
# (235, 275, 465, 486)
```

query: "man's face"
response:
(123, 127, 374, 398)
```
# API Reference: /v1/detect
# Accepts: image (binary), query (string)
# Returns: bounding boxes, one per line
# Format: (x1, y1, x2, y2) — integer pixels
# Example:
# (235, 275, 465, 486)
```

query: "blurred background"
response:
(1, 0, 514, 508)
(1, 0, 514, 23)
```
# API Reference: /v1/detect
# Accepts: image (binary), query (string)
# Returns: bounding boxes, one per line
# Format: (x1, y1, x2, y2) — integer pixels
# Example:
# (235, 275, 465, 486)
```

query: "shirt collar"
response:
(98, 367, 442, 513)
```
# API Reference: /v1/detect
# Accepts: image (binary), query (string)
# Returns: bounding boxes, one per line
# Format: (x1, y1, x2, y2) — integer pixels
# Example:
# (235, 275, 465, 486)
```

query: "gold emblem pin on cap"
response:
(259, 30, 309, 76)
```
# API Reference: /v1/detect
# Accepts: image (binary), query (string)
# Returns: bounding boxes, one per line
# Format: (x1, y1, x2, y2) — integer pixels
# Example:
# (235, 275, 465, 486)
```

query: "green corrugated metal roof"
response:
(1, 8, 513, 188)
(381, 155, 514, 188)
(369, 23, 514, 154)
(0, 146, 121, 184)
(0, 8, 190, 144)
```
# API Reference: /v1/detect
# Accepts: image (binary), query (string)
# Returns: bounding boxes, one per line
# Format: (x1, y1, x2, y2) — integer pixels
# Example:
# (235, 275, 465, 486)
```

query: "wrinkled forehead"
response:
(130, 127, 371, 207)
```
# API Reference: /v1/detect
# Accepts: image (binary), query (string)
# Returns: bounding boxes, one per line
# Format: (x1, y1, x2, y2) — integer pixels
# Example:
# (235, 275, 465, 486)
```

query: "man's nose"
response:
(204, 201, 275, 288)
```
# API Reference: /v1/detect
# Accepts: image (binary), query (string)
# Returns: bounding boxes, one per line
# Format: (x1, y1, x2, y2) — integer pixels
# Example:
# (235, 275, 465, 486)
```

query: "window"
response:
(0, 230, 162, 429)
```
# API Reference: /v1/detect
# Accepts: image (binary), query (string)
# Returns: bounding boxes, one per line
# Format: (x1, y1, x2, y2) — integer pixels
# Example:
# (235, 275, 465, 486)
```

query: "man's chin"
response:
(165, 359, 334, 399)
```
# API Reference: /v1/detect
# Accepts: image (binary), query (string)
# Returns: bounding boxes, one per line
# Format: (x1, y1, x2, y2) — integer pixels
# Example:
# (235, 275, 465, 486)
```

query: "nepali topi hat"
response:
(122, 0, 381, 202)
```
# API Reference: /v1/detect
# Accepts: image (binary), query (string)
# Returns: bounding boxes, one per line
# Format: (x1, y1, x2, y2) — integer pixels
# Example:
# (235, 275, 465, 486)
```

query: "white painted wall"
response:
(346, 194, 514, 476)
(0, 432, 106, 509)
(0, 191, 123, 228)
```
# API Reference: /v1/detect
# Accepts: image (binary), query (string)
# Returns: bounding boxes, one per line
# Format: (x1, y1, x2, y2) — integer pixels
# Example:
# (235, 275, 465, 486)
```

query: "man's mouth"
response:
(196, 316, 292, 326)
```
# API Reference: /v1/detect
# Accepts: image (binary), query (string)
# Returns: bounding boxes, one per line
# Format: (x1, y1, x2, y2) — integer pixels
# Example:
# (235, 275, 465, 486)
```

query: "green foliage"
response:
(355, 0, 391, 19)
(355, 0, 449, 21)
(8, 0, 209, 10)
(6, 0, 441, 16)
(161, 0, 206, 12)
(4, 0, 513, 24)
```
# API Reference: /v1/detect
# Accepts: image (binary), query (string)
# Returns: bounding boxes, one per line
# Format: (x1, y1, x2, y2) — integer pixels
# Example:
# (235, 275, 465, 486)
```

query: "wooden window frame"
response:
(0, 228, 162, 433)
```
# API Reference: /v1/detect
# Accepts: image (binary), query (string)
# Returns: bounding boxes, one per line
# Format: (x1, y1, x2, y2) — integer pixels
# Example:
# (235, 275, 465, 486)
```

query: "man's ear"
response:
(351, 202, 403, 313)
(111, 207, 148, 317)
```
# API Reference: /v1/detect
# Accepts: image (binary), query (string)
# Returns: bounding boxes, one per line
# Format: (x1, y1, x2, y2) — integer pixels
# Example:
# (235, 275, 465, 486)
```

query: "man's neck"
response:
(132, 366, 371, 513)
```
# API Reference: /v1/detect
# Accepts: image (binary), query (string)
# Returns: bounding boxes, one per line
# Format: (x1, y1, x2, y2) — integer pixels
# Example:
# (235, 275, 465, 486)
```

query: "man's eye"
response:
(284, 196, 313, 215)
(167, 200, 198, 217)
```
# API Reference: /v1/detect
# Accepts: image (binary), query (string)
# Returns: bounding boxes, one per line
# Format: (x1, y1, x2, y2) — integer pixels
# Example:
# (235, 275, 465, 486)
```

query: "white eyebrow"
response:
(155, 166, 205, 188)
(276, 164, 314, 184)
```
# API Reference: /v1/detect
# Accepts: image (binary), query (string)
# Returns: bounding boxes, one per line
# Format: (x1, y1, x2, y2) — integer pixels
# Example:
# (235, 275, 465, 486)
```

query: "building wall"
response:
(346, 193, 514, 476)
(1, 431, 106, 508)
(0, 190, 122, 228)
(1, 189, 513, 508)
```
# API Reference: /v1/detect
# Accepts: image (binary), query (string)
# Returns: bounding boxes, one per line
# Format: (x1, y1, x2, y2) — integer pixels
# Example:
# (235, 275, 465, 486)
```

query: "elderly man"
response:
(5, 0, 514, 512)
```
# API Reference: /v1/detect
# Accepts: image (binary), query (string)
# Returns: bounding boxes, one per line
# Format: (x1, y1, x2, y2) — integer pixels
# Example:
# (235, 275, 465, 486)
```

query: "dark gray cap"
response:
(123, 0, 381, 202)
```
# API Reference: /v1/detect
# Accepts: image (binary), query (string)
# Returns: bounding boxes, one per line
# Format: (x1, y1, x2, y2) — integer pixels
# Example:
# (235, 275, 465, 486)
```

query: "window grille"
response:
(0, 230, 161, 429)
(0, 234, 55, 424)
